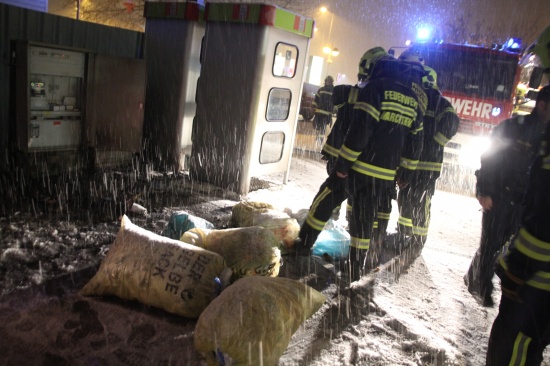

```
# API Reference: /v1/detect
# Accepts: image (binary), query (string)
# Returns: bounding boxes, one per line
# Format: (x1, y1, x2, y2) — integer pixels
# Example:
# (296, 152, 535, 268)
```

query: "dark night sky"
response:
(309, 0, 550, 84)
(46, 0, 550, 85)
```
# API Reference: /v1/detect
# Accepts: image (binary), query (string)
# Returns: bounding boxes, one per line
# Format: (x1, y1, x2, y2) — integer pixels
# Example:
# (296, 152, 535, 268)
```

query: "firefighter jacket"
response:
(497, 124, 550, 292)
(313, 84, 334, 123)
(413, 88, 460, 183)
(335, 60, 425, 186)
(476, 111, 547, 203)
(322, 84, 359, 159)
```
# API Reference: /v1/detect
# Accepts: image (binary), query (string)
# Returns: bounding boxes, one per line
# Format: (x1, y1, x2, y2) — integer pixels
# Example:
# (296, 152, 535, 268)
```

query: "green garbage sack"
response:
(81, 215, 229, 318)
(194, 276, 326, 366)
(180, 226, 281, 281)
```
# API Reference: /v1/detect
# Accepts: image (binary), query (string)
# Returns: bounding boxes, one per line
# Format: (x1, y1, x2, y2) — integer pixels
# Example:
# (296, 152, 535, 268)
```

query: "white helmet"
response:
(399, 50, 425, 65)
(358, 46, 388, 80)
(422, 65, 438, 89)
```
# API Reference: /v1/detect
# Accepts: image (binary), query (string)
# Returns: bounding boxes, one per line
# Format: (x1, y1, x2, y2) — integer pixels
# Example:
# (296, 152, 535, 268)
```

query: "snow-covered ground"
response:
(1, 153, 549, 365)
(248, 155, 550, 365)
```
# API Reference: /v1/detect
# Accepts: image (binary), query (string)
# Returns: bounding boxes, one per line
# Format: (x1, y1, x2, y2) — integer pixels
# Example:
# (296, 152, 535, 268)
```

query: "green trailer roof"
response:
(205, 2, 314, 38)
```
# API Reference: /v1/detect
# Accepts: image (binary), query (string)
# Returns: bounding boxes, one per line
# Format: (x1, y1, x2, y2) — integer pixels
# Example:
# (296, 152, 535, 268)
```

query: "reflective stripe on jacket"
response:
(335, 71, 424, 182)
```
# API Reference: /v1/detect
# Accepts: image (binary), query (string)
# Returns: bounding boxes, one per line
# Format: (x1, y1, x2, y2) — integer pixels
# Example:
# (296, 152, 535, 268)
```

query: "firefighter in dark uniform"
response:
(397, 65, 460, 260)
(486, 87, 550, 364)
(321, 82, 356, 222)
(464, 85, 550, 307)
(334, 57, 426, 281)
(295, 48, 390, 256)
(321, 47, 390, 222)
(313, 75, 335, 145)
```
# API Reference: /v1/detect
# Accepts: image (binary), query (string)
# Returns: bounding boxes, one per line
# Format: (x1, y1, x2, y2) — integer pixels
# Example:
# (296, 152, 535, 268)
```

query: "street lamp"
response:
(323, 45, 340, 63)
(319, 7, 339, 68)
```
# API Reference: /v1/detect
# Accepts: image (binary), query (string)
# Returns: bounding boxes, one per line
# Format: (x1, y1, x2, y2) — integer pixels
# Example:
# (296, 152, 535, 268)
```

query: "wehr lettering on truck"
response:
(447, 97, 493, 120)
(393, 40, 522, 187)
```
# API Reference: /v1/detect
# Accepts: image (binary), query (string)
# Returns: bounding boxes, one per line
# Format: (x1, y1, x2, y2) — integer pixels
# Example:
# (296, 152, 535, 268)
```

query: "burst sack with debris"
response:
(180, 226, 281, 281)
(194, 276, 326, 366)
(162, 210, 215, 240)
(80, 215, 229, 318)
(231, 201, 300, 251)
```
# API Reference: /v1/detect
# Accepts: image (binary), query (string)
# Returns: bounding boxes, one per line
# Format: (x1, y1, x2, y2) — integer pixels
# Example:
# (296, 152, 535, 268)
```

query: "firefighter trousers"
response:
(299, 172, 348, 250)
(464, 197, 521, 300)
(397, 178, 435, 258)
(347, 173, 393, 279)
(486, 286, 550, 365)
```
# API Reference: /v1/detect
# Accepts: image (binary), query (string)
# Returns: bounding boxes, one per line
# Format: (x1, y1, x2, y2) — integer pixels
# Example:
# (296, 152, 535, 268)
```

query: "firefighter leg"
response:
(296, 172, 348, 255)
(408, 184, 434, 261)
(347, 182, 377, 282)
(486, 286, 550, 365)
(397, 184, 414, 252)
(367, 189, 392, 270)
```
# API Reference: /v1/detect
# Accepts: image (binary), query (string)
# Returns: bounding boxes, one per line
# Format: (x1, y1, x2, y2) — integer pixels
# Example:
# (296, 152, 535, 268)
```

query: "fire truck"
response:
(393, 37, 548, 192)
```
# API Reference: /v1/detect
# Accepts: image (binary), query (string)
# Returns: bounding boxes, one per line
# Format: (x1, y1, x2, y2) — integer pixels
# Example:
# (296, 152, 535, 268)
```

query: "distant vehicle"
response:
(396, 42, 523, 174)
(299, 82, 318, 121)
(516, 23, 550, 114)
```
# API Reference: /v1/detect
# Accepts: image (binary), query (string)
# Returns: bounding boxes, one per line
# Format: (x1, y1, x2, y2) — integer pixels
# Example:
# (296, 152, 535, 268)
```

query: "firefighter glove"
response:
(499, 269, 525, 303)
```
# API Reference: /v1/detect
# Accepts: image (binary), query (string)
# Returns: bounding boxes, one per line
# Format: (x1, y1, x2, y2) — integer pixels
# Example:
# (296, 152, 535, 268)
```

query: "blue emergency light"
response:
(417, 27, 431, 42)
(504, 38, 522, 51)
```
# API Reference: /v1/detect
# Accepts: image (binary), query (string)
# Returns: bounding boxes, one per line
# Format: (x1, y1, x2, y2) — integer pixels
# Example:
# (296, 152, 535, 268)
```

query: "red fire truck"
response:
(407, 42, 522, 177)
(402, 36, 550, 192)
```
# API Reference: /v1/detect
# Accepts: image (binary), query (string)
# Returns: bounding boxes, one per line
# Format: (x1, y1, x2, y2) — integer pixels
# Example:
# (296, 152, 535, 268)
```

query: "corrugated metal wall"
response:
(0, 3, 144, 168)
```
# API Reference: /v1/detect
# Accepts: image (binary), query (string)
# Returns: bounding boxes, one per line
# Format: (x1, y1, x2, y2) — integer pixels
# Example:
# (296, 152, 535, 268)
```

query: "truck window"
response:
(259, 132, 285, 164)
(273, 43, 298, 78)
(416, 46, 517, 101)
(266, 88, 291, 121)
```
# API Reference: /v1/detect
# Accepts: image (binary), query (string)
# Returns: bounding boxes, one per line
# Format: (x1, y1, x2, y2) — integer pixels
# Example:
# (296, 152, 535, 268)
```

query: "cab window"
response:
(273, 43, 298, 78)
(259, 132, 285, 164)
(266, 88, 291, 121)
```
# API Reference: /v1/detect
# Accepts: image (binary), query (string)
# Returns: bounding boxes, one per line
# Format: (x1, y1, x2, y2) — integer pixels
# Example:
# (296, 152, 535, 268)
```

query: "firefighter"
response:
(363, 50, 429, 267)
(321, 47, 390, 222)
(397, 65, 460, 261)
(312, 75, 335, 145)
(464, 84, 550, 307)
(295, 48, 390, 257)
(333, 57, 426, 281)
(485, 96, 550, 365)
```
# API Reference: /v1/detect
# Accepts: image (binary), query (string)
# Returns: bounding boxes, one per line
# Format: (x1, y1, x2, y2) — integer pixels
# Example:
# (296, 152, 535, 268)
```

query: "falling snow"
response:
(0, 154, 549, 365)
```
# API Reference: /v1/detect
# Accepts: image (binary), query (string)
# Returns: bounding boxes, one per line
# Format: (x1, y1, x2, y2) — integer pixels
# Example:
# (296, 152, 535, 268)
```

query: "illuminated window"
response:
(273, 43, 298, 78)
(266, 88, 291, 121)
(259, 132, 285, 164)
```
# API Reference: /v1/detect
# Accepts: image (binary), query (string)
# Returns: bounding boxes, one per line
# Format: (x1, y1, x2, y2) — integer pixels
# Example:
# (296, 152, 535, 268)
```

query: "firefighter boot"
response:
(348, 247, 368, 282)
(294, 223, 320, 257)
(364, 242, 380, 272)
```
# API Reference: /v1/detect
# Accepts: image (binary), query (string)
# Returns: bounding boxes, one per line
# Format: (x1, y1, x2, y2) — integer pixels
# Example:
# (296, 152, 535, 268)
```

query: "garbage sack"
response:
(180, 226, 281, 281)
(162, 210, 214, 240)
(312, 219, 350, 260)
(80, 215, 229, 318)
(194, 276, 326, 366)
(231, 201, 300, 251)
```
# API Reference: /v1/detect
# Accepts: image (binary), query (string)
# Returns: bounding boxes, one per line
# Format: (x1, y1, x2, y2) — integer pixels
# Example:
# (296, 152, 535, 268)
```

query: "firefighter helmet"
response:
(325, 75, 334, 84)
(399, 49, 425, 65)
(358, 46, 388, 80)
(422, 65, 438, 89)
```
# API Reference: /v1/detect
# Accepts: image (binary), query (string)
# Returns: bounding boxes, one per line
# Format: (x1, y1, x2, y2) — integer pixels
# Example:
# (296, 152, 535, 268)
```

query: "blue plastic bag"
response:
(162, 211, 215, 240)
(312, 220, 350, 259)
